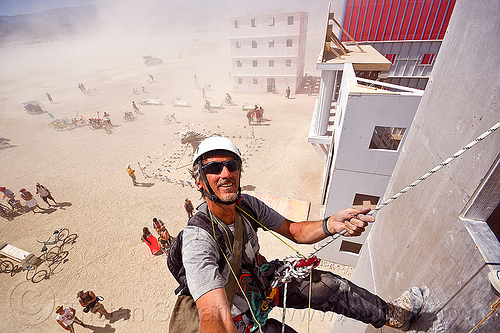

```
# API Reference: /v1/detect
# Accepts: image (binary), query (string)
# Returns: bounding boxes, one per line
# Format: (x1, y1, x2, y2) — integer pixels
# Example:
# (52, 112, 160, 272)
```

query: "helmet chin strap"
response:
(199, 160, 241, 205)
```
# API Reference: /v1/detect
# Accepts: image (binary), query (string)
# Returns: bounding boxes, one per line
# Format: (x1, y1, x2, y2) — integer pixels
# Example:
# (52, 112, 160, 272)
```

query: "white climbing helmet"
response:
(192, 137, 241, 166)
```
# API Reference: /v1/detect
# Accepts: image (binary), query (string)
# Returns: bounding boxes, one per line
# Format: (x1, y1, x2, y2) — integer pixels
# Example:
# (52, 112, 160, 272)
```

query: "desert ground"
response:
(0, 17, 353, 333)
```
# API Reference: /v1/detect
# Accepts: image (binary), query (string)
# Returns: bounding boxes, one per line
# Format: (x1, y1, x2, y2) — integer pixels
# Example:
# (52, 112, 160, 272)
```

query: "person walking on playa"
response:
(126, 164, 137, 186)
(202, 88, 206, 100)
(46, 93, 54, 104)
(158, 225, 173, 252)
(132, 101, 141, 114)
(285, 86, 291, 99)
(141, 227, 162, 255)
(166, 137, 423, 332)
(184, 198, 194, 219)
(19, 188, 42, 213)
(35, 183, 57, 206)
(77, 290, 111, 319)
(152, 217, 165, 232)
(55, 305, 87, 332)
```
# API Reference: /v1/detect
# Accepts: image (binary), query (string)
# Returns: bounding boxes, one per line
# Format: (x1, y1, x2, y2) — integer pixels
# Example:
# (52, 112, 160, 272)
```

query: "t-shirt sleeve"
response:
(182, 226, 227, 302)
(242, 194, 286, 230)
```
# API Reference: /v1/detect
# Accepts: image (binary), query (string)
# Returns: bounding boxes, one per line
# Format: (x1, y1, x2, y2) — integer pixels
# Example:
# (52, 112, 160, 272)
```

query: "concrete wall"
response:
(333, 1, 500, 332)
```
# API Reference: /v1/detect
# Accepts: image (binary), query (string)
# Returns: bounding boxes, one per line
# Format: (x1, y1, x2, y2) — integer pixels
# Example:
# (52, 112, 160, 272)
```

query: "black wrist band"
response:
(322, 216, 334, 236)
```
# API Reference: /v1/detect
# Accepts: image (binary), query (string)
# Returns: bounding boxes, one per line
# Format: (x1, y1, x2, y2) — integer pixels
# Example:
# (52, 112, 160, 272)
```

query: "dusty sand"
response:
(0, 20, 352, 333)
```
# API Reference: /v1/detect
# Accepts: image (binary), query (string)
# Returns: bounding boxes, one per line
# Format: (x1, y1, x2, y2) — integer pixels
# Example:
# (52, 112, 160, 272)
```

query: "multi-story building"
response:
(334, 1, 500, 331)
(308, 0, 456, 266)
(338, 0, 456, 89)
(228, 12, 308, 93)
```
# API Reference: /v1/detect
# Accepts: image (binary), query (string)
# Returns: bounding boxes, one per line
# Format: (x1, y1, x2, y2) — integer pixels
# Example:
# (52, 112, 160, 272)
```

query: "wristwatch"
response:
(322, 216, 335, 236)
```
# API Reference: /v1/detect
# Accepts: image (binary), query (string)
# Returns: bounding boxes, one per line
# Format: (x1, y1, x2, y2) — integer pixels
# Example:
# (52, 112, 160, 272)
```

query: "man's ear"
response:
(195, 179, 203, 190)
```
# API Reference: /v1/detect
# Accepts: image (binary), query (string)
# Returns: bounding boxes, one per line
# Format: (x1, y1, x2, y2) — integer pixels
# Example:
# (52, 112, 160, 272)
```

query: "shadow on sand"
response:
(108, 307, 131, 323)
(85, 324, 115, 333)
(135, 182, 155, 188)
(241, 185, 256, 191)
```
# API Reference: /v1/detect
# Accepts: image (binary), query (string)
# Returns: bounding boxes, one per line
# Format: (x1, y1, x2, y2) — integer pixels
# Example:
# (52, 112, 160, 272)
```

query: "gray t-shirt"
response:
(182, 194, 285, 316)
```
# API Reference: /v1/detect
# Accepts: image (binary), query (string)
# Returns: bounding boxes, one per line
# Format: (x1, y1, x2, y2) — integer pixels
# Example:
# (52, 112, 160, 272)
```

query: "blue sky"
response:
(0, 0, 101, 15)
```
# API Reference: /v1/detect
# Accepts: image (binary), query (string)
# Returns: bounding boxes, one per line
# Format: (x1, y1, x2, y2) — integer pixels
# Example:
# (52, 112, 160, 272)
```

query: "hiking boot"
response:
(386, 287, 423, 330)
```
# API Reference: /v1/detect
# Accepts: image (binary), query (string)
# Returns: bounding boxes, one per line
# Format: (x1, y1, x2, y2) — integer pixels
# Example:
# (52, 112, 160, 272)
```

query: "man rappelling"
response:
(167, 137, 423, 332)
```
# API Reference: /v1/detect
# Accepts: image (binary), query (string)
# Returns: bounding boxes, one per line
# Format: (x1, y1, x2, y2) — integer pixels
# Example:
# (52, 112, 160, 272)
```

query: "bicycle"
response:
(164, 113, 180, 125)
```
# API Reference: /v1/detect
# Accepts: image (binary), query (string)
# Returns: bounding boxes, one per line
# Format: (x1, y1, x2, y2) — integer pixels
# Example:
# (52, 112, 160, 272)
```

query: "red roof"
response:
(341, 0, 456, 41)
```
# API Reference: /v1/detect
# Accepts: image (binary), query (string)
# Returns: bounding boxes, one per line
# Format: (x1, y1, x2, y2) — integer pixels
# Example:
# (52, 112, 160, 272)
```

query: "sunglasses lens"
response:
(203, 162, 224, 174)
(225, 160, 239, 172)
(203, 160, 239, 174)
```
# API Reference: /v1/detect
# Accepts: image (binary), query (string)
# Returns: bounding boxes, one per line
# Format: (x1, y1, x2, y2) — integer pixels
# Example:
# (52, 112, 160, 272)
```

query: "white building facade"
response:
(309, 35, 423, 265)
(228, 12, 308, 94)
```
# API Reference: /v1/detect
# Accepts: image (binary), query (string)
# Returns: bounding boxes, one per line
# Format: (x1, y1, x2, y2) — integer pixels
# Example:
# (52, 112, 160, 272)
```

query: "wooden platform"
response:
(247, 192, 310, 221)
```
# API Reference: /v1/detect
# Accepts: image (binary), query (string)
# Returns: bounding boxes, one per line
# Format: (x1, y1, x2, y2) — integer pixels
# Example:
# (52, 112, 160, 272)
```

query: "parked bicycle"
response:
(164, 113, 180, 125)
(123, 111, 136, 122)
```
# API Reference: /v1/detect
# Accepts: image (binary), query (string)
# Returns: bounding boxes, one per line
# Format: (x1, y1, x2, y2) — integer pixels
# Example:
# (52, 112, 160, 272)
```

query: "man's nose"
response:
(219, 165, 232, 177)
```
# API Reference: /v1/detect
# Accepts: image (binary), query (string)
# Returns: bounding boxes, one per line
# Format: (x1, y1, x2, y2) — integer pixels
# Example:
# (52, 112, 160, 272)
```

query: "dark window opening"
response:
(340, 240, 363, 254)
(369, 126, 406, 150)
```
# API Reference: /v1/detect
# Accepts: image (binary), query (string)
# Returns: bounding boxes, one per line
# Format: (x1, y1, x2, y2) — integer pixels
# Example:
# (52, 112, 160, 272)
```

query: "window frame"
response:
(420, 53, 435, 66)
(251, 18, 257, 27)
(287, 16, 294, 25)
(286, 39, 293, 47)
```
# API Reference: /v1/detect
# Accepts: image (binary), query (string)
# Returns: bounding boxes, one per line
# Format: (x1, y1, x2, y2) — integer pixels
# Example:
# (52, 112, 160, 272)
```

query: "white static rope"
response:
(311, 121, 500, 257)
(281, 282, 288, 333)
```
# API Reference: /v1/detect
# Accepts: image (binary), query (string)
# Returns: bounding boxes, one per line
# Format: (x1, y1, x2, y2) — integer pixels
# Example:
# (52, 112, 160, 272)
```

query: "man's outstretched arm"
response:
(275, 207, 374, 244)
(196, 288, 238, 333)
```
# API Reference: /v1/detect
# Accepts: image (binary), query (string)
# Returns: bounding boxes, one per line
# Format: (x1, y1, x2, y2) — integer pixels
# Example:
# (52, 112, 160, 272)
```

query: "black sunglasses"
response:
(202, 160, 240, 174)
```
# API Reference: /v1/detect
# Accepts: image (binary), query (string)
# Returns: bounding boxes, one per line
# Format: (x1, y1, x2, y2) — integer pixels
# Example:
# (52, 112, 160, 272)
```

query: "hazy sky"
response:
(0, 0, 329, 16)
(0, 0, 102, 15)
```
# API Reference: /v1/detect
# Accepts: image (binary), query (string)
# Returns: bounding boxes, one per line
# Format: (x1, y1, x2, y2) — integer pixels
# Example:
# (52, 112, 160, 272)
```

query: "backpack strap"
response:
(224, 210, 243, 306)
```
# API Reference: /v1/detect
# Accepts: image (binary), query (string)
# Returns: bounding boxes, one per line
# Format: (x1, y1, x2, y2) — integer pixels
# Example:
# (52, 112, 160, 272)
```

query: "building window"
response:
(385, 53, 397, 64)
(269, 60, 274, 67)
(269, 17, 275, 26)
(286, 60, 292, 67)
(287, 16, 294, 25)
(234, 20, 239, 29)
(237, 78, 242, 84)
(253, 78, 258, 85)
(252, 60, 258, 67)
(286, 39, 293, 47)
(339, 240, 363, 254)
(420, 53, 435, 65)
(235, 41, 241, 49)
(237, 60, 242, 67)
(461, 153, 500, 280)
(369, 126, 406, 150)
(251, 19, 256, 27)
(269, 40, 274, 48)
(252, 40, 257, 48)
(352, 193, 380, 208)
